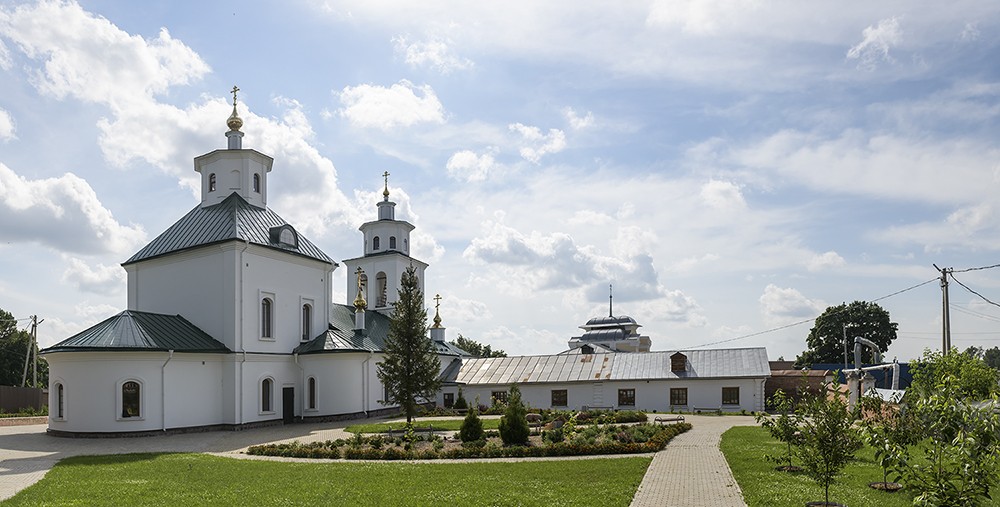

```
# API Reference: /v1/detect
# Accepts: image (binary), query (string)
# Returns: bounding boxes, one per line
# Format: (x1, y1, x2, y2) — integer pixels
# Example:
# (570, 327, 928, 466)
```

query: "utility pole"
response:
(20, 315, 41, 388)
(934, 264, 952, 355)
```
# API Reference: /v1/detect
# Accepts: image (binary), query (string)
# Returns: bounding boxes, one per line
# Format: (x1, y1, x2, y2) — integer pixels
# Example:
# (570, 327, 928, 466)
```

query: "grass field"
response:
(721, 425, 1000, 507)
(344, 418, 502, 434)
(4, 453, 651, 506)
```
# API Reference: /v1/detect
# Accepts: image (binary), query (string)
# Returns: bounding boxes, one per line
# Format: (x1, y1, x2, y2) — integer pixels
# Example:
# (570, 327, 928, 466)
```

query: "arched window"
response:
(253, 173, 260, 193)
(122, 381, 141, 418)
(262, 378, 273, 412)
(376, 272, 388, 307)
(373, 236, 380, 251)
(209, 173, 216, 192)
(301, 304, 312, 341)
(307, 377, 316, 410)
(56, 383, 64, 419)
(403, 238, 408, 252)
(261, 298, 273, 338)
(389, 236, 396, 249)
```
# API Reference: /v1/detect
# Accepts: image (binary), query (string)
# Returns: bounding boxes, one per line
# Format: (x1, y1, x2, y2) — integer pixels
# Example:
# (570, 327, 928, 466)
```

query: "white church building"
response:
(40, 97, 464, 435)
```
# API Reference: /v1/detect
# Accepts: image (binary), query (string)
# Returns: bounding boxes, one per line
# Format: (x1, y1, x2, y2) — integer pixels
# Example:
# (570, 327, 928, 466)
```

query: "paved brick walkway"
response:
(631, 414, 756, 507)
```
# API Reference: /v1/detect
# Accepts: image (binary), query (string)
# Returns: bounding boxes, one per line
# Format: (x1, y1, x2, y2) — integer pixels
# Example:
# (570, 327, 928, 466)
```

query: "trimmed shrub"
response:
(498, 384, 530, 446)
(459, 406, 485, 442)
(454, 388, 468, 410)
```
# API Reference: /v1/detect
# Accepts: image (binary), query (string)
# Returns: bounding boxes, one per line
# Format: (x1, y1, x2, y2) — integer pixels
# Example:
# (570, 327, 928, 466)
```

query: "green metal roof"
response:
(123, 192, 334, 266)
(294, 304, 466, 356)
(41, 310, 230, 353)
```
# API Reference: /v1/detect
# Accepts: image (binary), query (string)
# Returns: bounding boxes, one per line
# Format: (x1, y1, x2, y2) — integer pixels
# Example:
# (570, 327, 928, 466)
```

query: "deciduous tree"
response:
(450, 334, 506, 358)
(377, 266, 441, 424)
(795, 301, 897, 368)
(794, 383, 862, 506)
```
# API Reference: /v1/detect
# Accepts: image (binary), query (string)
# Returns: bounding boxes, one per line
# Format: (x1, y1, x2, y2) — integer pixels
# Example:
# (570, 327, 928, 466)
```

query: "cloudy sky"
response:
(2, 0, 1000, 362)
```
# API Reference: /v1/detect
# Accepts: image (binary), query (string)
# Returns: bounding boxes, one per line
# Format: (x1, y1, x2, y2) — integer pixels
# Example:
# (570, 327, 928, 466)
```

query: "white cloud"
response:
(0, 0, 209, 107)
(446, 148, 499, 182)
(563, 108, 594, 130)
(509, 123, 566, 163)
(0, 163, 146, 255)
(392, 35, 473, 73)
(960, 22, 980, 42)
(699, 180, 745, 210)
(567, 210, 613, 226)
(727, 129, 1000, 205)
(759, 284, 824, 325)
(807, 251, 846, 272)
(61, 257, 125, 295)
(0, 108, 13, 140)
(0, 38, 10, 70)
(338, 80, 445, 130)
(847, 17, 902, 71)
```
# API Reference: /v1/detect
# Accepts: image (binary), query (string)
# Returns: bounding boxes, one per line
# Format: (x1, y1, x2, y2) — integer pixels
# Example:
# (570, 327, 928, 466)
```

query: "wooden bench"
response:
(526, 413, 543, 434)
(654, 415, 685, 424)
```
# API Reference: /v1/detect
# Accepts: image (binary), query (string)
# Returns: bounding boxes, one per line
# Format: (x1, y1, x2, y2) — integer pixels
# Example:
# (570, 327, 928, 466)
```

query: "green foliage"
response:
(984, 346, 1000, 370)
(754, 389, 801, 469)
(450, 334, 506, 357)
(498, 384, 530, 446)
(857, 391, 921, 487)
(376, 266, 441, 424)
(910, 347, 1000, 400)
(794, 383, 862, 506)
(453, 387, 468, 410)
(795, 301, 897, 368)
(901, 371, 1000, 506)
(459, 406, 485, 443)
(0, 308, 47, 388)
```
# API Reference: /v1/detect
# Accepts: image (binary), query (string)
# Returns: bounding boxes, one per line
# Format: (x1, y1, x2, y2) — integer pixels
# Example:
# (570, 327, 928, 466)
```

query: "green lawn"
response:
(5, 453, 651, 506)
(721, 426, 1000, 507)
(344, 418, 501, 433)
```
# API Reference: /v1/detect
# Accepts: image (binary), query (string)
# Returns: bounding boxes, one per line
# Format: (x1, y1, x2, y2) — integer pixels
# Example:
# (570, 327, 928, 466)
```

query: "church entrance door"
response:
(282, 387, 295, 424)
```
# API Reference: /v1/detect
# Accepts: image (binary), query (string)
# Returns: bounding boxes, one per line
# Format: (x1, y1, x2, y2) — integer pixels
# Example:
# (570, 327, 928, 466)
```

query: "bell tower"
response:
(194, 86, 273, 208)
(343, 173, 427, 313)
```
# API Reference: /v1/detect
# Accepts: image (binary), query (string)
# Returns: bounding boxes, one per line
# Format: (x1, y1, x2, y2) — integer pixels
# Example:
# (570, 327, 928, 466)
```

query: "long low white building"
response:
(439, 348, 770, 413)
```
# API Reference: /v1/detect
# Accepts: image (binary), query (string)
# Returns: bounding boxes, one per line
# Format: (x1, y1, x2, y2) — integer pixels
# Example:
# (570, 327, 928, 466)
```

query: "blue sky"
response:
(2, 0, 1000, 362)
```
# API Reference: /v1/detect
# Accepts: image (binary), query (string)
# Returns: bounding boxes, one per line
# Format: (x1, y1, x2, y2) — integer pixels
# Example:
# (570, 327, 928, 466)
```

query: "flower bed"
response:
(246, 422, 691, 460)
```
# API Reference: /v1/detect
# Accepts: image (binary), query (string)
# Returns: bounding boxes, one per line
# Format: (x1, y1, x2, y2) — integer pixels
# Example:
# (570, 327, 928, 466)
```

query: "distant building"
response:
(440, 348, 770, 413)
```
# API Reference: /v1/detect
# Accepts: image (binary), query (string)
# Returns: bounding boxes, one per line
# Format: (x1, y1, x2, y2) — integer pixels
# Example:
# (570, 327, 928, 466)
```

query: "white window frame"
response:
(306, 376, 318, 411)
(52, 379, 66, 421)
(300, 297, 315, 342)
(116, 377, 146, 421)
(260, 376, 276, 415)
(259, 291, 276, 341)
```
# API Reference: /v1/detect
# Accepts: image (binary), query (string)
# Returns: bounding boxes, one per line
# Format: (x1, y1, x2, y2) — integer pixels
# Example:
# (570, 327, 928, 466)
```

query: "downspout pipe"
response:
(294, 353, 304, 418)
(161, 349, 174, 431)
(362, 351, 374, 417)
(237, 238, 250, 426)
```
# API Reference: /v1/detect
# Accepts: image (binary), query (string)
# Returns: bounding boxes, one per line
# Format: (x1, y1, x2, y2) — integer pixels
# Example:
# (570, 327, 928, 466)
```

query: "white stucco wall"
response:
(127, 243, 333, 354)
(45, 351, 227, 433)
(299, 352, 397, 417)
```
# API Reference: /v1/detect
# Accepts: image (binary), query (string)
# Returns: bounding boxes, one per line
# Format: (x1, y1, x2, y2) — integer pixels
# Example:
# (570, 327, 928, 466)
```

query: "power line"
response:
(949, 273, 1000, 309)
(949, 304, 1000, 323)
(687, 277, 939, 350)
(953, 263, 1000, 273)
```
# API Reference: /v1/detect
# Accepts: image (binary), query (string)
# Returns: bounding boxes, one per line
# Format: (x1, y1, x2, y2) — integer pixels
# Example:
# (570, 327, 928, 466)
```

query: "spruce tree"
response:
(376, 265, 441, 424)
(499, 384, 530, 446)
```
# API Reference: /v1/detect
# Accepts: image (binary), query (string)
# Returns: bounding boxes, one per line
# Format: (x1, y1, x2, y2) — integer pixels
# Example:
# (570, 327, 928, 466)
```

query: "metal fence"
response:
(0, 385, 46, 413)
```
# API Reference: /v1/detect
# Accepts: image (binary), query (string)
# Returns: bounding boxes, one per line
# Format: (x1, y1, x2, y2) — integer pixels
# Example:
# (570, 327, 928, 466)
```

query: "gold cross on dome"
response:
(231, 85, 240, 106)
(383, 171, 390, 188)
(434, 293, 442, 310)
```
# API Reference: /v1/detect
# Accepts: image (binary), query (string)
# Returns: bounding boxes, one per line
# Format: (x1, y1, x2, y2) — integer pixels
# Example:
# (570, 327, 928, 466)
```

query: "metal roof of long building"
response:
(123, 192, 334, 265)
(41, 310, 230, 353)
(448, 348, 770, 385)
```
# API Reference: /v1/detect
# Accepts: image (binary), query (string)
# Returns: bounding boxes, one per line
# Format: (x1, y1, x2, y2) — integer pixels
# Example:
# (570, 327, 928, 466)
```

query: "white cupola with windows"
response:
(194, 86, 272, 209)
(343, 173, 427, 312)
